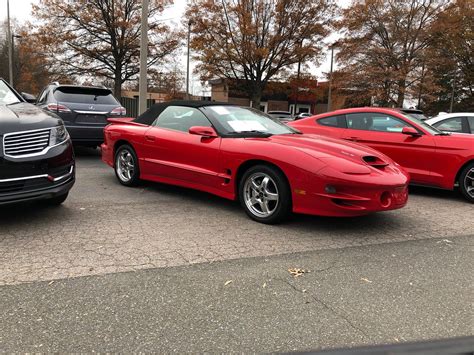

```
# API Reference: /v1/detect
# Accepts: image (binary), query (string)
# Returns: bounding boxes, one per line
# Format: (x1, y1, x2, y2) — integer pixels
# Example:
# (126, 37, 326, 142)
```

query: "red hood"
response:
(263, 133, 393, 164)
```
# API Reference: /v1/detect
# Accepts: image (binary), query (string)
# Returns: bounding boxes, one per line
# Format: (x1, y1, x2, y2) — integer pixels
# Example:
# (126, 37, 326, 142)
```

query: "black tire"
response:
(238, 164, 292, 224)
(46, 192, 69, 206)
(114, 144, 140, 187)
(459, 162, 474, 203)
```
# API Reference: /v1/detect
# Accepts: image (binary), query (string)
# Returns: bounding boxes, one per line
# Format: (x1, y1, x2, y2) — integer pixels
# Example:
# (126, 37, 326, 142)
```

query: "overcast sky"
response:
(2, 0, 350, 94)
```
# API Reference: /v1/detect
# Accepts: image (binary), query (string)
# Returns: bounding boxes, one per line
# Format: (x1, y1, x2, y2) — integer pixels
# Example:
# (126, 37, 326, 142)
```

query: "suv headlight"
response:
(50, 125, 69, 146)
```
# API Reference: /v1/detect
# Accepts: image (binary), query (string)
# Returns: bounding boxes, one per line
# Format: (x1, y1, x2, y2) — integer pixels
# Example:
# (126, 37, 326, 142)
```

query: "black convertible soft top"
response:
(134, 100, 232, 126)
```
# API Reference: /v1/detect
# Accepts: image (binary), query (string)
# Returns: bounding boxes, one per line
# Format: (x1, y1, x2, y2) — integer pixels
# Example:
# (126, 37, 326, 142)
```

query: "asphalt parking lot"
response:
(1, 148, 473, 352)
(0, 148, 472, 285)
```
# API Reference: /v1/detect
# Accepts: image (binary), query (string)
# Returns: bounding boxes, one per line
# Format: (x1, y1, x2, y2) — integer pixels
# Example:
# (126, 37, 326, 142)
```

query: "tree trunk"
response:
(397, 79, 406, 107)
(113, 65, 122, 98)
(250, 85, 263, 110)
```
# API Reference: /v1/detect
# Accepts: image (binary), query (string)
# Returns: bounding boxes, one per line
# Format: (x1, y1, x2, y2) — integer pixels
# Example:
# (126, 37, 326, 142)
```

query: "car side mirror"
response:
(402, 126, 421, 137)
(189, 126, 218, 138)
(21, 92, 37, 103)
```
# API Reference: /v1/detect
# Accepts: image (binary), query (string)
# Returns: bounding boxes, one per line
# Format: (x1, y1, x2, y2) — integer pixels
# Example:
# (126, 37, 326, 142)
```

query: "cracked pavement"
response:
(0, 147, 473, 285)
(1, 235, 472, 352)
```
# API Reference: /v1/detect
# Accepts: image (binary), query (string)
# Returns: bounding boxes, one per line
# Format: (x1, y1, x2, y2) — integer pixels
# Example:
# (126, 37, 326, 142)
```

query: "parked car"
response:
(267, 111, 295, 122)
(0, 78, 75, 206)
(102, 101, 409, 224)
(394, 108, 429, 121)
(295, 112, 313, 120)
(289, 107, 474, 202)
(20, 92, 37, 103)
(426, 113, 474, 134)
(36, 83, 126, 147)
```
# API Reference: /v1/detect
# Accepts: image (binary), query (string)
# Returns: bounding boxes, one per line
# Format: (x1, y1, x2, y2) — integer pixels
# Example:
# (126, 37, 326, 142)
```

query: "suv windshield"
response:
(53, 87, 118, 105)
(204, 106, 300, 136)
(0, 80, 21, 105)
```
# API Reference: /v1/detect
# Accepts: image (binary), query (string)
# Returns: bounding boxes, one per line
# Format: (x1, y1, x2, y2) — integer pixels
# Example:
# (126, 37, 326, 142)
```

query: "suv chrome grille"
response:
(3, 129, 51, 157)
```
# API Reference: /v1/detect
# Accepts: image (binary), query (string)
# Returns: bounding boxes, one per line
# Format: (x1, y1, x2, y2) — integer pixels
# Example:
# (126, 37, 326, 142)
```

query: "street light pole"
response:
(327, 45, 335, 112)
(138, 0, 150, 116)
(186, 20, 192, 100)
(7, 0, 13, 86)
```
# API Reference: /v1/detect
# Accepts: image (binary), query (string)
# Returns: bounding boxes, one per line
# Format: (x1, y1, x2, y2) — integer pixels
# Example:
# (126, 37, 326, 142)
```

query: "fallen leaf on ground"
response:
(437, 239, 453, 244)
(288, 268, 307, 277)
(224, 280, 233, 286)
(262, 282, 267, 288)
(360, 277, 373, 283)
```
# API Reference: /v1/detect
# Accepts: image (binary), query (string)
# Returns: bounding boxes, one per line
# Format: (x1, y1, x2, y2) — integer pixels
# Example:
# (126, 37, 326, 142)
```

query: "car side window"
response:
(153, 106, 212, 133)
(434, 117, 464, 133)
(37, 87, 48, 104)
(346, 113, 410, 133)
(317, 115, 346, 128)
(468, 117, 474, 134)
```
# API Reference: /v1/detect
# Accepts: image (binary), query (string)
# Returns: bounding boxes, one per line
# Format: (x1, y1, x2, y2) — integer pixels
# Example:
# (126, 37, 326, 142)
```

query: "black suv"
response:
(36, 83, 126, 147)
(0, 79, 75, 206)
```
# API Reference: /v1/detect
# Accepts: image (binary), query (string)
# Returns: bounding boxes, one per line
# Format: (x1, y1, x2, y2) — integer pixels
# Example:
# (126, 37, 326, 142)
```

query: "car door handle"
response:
(346, 136, 359, 142)
(145, 135, 155, 142)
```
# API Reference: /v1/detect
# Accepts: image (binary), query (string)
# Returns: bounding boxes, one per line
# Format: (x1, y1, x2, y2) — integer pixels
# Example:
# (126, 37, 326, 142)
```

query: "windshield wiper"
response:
(227, 130, 273, 137)
(435, 132, 451, 136)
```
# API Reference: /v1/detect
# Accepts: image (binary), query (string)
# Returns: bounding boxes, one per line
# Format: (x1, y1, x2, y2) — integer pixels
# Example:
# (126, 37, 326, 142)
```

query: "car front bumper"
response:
(0, 140, 75, 205)
(292, 166, 410, 217)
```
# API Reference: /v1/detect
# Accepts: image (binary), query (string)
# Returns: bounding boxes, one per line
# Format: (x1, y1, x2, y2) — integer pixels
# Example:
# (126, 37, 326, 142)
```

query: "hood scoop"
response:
(363, 156, 389, 169)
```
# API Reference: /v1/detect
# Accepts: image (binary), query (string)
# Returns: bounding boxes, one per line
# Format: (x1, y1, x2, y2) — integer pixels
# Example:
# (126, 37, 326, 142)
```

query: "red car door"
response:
(141, 106, 223, 189)
(340, 112, 437, 185)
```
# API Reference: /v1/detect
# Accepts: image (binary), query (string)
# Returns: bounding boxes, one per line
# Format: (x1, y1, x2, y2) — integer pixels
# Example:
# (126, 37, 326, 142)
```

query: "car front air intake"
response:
(362, 155, 389, 169)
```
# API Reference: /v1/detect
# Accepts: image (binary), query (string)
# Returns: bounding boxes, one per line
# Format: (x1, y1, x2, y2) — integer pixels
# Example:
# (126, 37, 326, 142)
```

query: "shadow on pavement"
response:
(408, 185, 464, 202)
(73, 146, 102, 158)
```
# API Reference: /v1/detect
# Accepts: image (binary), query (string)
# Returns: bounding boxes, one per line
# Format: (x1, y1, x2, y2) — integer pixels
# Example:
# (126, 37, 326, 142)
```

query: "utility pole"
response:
(417, 61, 425, 109)
(7, 0, 13, 86)
(295, 40, 302, 115)
(449, 70, 457, 113)
(11, 34, 22, 82)
(138, 0, 149, 116)
(327, 44, 335, 112)
(186, 20, 192, 100)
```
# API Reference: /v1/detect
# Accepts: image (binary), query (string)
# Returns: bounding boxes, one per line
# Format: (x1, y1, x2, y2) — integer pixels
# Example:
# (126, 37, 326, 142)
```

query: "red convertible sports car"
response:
(289, 107, 474, 203)
(101, 102, 409, 224)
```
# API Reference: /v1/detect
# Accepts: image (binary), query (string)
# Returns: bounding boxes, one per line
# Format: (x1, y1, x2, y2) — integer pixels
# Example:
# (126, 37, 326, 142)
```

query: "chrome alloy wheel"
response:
(243, 172, 279, 218)
(464, 167, 474, 198)
(116, 149, 135, 182)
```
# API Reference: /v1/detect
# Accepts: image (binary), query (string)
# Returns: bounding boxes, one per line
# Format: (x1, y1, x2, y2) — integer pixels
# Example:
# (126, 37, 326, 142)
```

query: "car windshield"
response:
(204, 106, 299, 136)
(400, 112, 445, 135)
(0, 80, 21, 105)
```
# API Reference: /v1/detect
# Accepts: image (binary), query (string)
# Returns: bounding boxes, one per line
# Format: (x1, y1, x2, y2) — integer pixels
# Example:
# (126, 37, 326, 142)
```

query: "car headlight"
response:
(50, 125, 69, 146)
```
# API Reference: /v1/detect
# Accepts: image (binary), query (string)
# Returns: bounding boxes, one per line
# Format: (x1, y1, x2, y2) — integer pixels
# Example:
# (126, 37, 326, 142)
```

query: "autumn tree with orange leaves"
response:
(0, 22, 57, 95)
(186, 0, 334, 109)
(32, 0, 182, 97)
(335, 0, 449, 108)
(423, 0, 473, 113)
